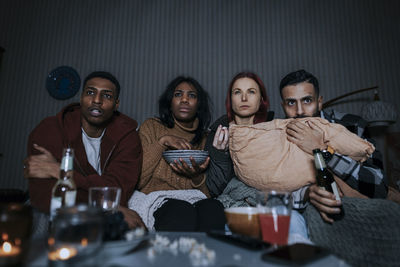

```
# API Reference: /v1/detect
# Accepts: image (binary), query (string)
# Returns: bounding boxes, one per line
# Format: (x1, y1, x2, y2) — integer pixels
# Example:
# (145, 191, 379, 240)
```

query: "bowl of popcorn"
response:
(162, 150, 209, 167)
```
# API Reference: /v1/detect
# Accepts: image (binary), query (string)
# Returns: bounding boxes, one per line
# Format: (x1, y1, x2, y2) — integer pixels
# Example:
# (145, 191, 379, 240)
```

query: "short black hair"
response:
(159, 76, 211, 145)
(279, 69, 319, 98)
(83, 71, 121, 99)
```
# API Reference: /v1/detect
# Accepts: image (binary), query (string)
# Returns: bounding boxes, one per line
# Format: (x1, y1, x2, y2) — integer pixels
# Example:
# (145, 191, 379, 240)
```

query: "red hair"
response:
(225, 72, 270, 124)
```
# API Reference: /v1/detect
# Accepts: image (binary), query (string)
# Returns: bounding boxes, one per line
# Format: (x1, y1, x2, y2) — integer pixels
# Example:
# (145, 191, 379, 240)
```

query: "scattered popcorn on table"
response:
(233, 253, 242, 261)
(125, 227, 146, 241)
(147, 247, 156, 261)
(189, 243, 216, 267)
(147, 234, 216, 266)
(152, 234, 170, 254)
(179, 237, 197, 253)
(169, 240, 179, 256)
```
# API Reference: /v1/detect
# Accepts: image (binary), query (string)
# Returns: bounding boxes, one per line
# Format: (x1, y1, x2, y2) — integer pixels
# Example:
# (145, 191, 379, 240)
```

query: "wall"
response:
(0, 0, 399, 189)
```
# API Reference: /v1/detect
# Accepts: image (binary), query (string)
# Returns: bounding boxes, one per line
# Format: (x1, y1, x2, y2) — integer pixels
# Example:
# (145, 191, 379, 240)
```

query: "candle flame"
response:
(2, 242, 12, 253)
(1, 233, 8, 241)
(48, 247, 77, 261)
(81, 238, 88, 247)
(48, 237, 55, 246)
(59, 248, 71, 260)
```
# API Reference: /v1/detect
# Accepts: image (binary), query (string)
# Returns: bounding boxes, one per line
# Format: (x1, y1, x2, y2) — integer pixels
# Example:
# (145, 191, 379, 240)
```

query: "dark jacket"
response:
(204, 115, 233, 198)
(28, 103, 143, 213)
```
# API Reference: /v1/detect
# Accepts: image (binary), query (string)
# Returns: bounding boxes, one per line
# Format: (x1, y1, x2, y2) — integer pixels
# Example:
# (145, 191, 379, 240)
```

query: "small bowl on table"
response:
(224, 207, 261, 239)
(162, 150, 209, 167)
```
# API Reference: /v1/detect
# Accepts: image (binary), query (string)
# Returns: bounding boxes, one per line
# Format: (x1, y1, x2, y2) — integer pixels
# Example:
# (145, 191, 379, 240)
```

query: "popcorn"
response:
(125, 227, 146, 241)
(147, 247, 156, 261)
(179, 237, 197, 253)
(233, 253, 242, 261)
(152, 234, 171, 253)
(169, 240, 178, 256)
(189, 243, 216, 266)
(147, 234, 216, 266)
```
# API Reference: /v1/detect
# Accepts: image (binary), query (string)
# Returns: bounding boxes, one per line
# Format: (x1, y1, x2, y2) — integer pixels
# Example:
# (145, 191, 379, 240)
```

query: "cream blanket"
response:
(128, 189, 207, 230)
(229, 117, 375, 192)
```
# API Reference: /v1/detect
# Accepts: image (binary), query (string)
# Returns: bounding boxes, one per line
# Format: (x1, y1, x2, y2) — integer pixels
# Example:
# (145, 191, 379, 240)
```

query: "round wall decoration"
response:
(46, 66, 81, 100)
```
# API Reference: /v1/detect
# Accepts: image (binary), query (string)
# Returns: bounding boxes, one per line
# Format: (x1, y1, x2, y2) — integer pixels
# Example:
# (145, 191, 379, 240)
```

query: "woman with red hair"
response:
(205, 72, 309, 242)
(205, 72, 272, 198)
(225, 72, 271, 125)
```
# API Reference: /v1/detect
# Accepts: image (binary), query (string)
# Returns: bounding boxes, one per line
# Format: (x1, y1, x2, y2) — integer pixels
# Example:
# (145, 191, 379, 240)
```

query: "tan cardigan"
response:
(137, 118, 209, 196)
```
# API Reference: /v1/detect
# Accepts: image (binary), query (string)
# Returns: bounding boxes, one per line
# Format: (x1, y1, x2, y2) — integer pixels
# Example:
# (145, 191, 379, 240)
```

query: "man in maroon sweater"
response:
(24, 71, 144, 228)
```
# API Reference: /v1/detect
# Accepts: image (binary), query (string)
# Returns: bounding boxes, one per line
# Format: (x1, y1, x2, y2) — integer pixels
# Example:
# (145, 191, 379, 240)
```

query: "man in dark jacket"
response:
(24, 71, 144, 228)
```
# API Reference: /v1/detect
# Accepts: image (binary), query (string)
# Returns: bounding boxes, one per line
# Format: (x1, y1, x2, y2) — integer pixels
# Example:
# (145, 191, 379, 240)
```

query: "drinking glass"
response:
(257, 191, 292, 246)
(88, 187, 121, 212)
(48, 205, 104, 266)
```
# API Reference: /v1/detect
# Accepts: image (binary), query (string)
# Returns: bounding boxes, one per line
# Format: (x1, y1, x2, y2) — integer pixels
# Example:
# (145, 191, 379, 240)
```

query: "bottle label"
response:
(50, 197, 62, 220)
(314, 152, 327, 169)
(331, 182, 341, 201)
(65, 191, 77, 206)
(61, 155, 73, 171)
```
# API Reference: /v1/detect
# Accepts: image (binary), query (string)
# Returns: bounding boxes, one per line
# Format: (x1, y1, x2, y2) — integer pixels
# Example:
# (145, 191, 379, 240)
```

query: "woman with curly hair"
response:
(129, 76, 226, 232)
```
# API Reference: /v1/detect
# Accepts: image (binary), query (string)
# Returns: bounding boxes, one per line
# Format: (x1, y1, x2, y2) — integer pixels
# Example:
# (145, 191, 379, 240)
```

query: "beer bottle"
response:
(313, 149, 344, 220)
(50, 148, 77, 220)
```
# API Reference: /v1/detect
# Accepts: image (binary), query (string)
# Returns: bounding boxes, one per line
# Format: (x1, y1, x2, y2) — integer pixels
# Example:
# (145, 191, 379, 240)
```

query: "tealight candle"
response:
(48, 247, 78, 261)
(0, 241, 21, 257)
(47, 205, 104, 267)
(0, 203, 32, 266)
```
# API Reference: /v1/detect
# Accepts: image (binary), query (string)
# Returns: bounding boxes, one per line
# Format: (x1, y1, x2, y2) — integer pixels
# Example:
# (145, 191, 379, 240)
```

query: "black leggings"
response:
(153, 198, 226, 232)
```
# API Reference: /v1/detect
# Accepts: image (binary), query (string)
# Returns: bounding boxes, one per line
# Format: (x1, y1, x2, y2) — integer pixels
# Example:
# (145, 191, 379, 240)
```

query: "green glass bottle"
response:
(313, 149, 344, 220)
(50, 148, 77, 220)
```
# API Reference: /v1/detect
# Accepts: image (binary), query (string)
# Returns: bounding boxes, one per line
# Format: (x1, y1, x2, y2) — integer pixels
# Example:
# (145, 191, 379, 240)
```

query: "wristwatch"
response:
(321, 146, 335, 163)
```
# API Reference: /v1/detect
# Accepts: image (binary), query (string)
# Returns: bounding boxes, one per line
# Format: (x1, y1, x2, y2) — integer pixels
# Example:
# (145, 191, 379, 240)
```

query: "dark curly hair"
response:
(158, 76, 211, 145)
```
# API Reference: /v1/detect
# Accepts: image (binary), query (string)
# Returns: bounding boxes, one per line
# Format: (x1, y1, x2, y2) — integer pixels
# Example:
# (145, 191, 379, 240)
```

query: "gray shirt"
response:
(82, 128, 105, 175)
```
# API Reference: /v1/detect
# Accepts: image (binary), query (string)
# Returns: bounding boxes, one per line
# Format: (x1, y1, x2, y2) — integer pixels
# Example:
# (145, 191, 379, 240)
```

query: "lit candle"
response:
(81, 238, 88, 247)
(0, 241, 21, 257)
(48, 247, 78, 261)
